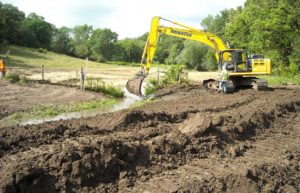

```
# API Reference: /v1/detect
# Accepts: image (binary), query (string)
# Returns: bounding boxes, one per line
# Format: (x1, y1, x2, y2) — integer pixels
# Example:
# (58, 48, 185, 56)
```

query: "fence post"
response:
(80, 67, 85, 91)
(41, 65, 44, 81)
(157, 68, 160, 85)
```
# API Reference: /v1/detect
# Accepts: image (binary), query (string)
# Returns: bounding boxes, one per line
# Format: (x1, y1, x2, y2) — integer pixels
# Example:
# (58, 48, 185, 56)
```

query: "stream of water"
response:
(21, 88, 144, 126)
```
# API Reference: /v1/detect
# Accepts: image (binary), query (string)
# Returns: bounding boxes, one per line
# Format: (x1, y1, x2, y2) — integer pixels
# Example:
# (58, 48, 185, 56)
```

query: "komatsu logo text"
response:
(171, 30, 192, 37)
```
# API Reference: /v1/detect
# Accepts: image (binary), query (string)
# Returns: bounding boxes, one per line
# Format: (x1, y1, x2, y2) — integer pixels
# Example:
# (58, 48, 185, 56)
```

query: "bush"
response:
(85, 77, 124, 98)
(289, 63, 298, 77)
(145, 78, 159, 96)
(37, 48, 47, 54)
(4, 73, 20, 83)
(145, 65, 189, 96)
(274, 63, 299, 77)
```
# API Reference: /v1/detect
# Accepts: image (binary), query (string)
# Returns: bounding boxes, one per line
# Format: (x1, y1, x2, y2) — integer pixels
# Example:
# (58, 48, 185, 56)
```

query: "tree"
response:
(114, 38, 144, 62)
(89, 28, 118, 61)
(225, 0, 300, 67)
(155, 35, 184, 64)
(0, 2, 25, 46)
(20, 13, 54, 48)
(175, 40, 212, 70)
(51, 27, 73, 55)
(73, 25, 93, 58)
(201, 8, 241, 45)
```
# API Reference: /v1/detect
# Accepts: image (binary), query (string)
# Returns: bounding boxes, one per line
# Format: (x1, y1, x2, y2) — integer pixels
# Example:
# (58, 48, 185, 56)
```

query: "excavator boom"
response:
(126, 16, 228, 95)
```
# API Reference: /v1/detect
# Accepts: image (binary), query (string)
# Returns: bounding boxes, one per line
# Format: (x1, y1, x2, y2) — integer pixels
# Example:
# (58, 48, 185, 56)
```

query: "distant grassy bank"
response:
(0, 45, 116, 69)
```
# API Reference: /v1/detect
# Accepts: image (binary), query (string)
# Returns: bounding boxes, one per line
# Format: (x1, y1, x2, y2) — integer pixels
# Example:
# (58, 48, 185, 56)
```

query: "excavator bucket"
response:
(126, 75, 145, 96)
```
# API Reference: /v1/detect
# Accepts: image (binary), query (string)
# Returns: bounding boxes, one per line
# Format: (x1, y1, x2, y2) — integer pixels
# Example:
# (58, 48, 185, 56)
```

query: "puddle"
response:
(21, 87, 144, 126)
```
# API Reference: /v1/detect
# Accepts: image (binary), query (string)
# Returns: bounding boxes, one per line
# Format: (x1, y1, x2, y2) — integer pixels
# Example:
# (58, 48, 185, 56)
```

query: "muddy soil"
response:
(0, 85, 299, 193)
(0, 80, 104, 119)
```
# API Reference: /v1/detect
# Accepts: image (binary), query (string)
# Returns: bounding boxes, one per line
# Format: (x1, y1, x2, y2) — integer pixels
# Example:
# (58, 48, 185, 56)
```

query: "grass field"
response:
(0, 45, 169, 86)
(1, 45, 114, 69)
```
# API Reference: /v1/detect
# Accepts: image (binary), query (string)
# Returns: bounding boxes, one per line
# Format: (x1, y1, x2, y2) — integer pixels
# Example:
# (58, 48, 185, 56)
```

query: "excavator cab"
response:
(219, 50, 250, 72)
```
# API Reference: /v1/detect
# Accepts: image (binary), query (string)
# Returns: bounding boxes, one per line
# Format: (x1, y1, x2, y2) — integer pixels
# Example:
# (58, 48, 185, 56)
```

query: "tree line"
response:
(0, 0, 299, 71)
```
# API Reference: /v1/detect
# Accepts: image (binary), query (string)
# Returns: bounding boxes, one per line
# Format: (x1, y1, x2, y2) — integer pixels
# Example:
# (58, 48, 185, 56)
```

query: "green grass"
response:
(0, 45, 135, 69)
(129, 98, 157, 108)
(85, 77, 124, 98)
(1, 98, 116, 127)
(0, 45, 174, 70)
(264, 75, 300, 87)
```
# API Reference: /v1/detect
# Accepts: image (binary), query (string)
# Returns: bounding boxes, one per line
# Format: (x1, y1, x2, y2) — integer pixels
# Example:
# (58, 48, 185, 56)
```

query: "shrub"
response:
(289, 63, 298, 77)
(37, 48, 47, 54)
(85, 77, 124, 98)
(274, 63, 299, 77)
(145, 65, 189, 96)
(4, 73, 20, 83)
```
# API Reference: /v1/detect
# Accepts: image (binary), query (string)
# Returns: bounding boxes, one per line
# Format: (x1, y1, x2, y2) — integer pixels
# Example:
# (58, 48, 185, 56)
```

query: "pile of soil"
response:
(0, 85, 299, 193)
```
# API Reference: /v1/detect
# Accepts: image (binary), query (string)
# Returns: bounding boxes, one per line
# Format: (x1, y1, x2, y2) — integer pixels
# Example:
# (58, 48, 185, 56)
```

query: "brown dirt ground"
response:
(0, 80, 104, 119)
(0, 84, 299, 193)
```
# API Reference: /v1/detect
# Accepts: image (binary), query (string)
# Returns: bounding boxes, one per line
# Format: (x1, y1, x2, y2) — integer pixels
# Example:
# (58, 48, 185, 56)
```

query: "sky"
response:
(2, 0, 246, 39)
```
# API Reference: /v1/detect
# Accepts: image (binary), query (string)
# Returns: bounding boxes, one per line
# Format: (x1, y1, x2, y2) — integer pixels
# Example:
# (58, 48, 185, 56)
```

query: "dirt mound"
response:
(0, 85, 299, 192)
(178, 151, 300, 193)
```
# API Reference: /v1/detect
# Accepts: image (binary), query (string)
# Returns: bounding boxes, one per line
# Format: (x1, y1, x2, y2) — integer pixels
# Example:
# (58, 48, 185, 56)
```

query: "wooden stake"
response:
(41, 65, 44, 81)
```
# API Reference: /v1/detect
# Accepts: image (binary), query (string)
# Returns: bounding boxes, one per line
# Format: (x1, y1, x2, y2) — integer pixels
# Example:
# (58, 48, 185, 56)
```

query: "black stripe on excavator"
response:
(170, 30, 192, 37)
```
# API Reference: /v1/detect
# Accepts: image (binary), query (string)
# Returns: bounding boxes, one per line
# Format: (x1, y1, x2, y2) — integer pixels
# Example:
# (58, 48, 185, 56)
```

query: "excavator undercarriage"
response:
(203, 77, 268, 93)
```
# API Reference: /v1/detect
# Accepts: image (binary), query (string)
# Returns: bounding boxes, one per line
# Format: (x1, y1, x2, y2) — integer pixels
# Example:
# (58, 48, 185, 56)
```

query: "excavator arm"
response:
(141, 16, 228, 75)
(127, 16, 229, 95)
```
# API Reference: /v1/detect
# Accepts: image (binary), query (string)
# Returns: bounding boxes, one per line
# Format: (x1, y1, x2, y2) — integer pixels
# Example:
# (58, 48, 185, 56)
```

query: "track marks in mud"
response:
(130, 110, 300, 193)
(0, 87, 300, 193)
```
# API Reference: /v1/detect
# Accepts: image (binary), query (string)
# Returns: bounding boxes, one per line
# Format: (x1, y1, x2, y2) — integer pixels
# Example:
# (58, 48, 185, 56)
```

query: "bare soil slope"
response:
(0, 85, 299, 193)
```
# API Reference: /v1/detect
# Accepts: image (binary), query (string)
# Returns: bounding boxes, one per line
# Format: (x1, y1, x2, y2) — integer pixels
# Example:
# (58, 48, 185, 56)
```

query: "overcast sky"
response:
(2, 0, 246, 39)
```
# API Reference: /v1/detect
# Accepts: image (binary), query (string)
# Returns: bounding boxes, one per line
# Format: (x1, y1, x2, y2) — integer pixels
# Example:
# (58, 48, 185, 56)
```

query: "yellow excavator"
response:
(126, 16, 272, 95)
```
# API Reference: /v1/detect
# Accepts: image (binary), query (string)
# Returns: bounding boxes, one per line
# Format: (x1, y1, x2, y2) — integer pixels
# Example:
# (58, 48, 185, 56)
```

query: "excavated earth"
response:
(0, 85, 299, 193)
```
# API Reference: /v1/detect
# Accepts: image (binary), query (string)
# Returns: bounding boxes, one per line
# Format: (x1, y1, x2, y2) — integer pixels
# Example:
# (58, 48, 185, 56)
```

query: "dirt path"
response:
(0, 80, 104, 119)
(0, 85, 299, 193)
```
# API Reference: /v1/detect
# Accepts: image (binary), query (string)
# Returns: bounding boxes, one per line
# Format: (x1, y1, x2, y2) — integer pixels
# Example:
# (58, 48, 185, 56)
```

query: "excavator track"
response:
(252, 78, 268, 91)
(203, 79, 235, 93)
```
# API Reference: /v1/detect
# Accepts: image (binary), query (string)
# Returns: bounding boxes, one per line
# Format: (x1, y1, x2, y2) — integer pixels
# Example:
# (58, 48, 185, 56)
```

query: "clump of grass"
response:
(4, 72, 31, 84)
(145, 78, 159, 96)
(129, 98, 156, 108)
(145, 65, 189, 96)
(4, 72, 20, 83)
(37, 48, 47, 54)
(85, 77, 124, 98)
